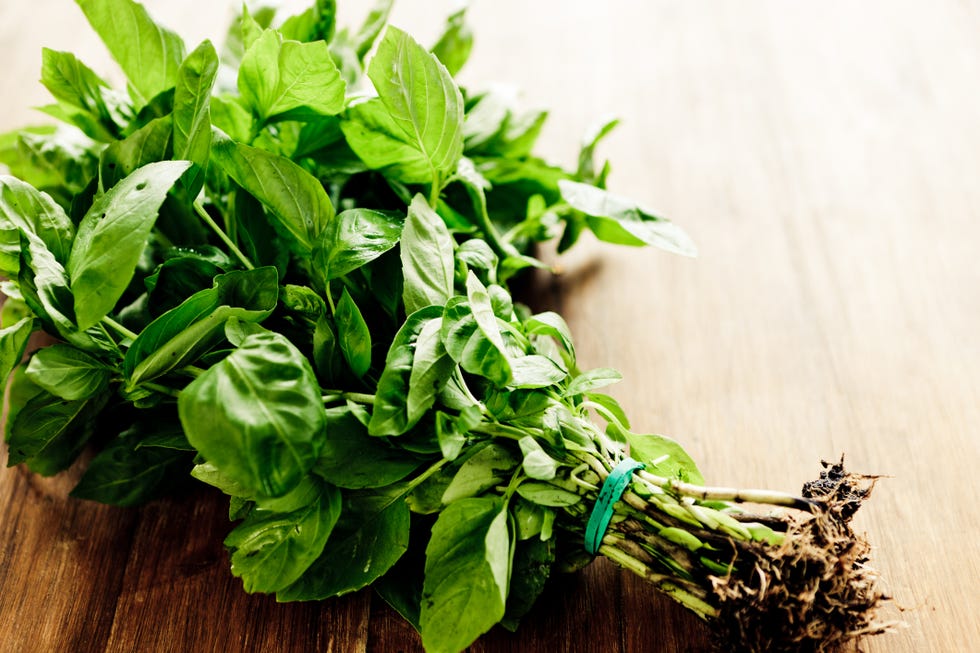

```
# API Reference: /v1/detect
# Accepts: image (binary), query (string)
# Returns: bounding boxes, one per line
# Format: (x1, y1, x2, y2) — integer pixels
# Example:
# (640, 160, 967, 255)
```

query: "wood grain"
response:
(2, 1, 978, 651)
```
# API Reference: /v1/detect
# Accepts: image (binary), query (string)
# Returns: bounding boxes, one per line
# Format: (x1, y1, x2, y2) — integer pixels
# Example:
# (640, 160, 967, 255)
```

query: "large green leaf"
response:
(212, 136, 334, 254)
(400, 195, 454, 314)
(340, 98, 434, 183)
(25, 343, 110, 401)
(314, 407, 420, 489)
(178, 330, 327, 497)
(6, 390, 109, 476)
(70, 437, 188, 506)
(239, 30, 345, 122)
(76, 0, 186, 108)
(124, 267, 278, 386)
(225, 482, 341, 593)
(278, 490, 410, 600)
(368, 26, 464, 183)
(420, 497, 511, 653)
(67, 161, 191, 329)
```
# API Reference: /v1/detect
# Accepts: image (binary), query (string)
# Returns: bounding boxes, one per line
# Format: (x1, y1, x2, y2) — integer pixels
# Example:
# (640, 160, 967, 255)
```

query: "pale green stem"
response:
(193, 201, 255, 270)
(102, 316, 139, 342)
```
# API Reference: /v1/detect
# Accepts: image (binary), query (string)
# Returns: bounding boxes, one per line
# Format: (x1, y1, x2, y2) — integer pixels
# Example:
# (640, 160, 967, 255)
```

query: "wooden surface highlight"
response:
(2, 1, 979, 651)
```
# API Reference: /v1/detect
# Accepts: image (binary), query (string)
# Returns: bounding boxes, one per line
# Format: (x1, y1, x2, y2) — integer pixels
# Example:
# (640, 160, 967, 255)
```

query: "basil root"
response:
(0, 1, 890, 651)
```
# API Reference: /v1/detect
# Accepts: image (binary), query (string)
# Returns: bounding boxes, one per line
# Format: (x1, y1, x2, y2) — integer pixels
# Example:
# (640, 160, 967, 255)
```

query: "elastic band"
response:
(584, 457, 645, 555)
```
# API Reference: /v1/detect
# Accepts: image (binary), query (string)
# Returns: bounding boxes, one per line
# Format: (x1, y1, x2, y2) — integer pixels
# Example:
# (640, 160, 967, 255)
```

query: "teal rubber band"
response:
(584, 457, 645, 555)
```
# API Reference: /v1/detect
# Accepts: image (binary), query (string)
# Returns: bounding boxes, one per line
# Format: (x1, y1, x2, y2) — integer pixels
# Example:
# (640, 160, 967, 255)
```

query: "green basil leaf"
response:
(6, 389, 109, 475)
(25, 343, 110, 401)
(406, 317, 455, 424)
(225, 482, 341, 593)
(0, 175, 75, 268)
(178, 330, 327, 497)
(401, 195, 454, 314)
(368, 26, 464, 182)
(70, 438, 188, 506)
(40, 49, 123, 142)
(420, 496, 510, 653)
(441, 443, 518, 504)
(0, 317, 34, 396)
(125, 267, 278, 386)
(440, 277, 513, 387)
(76, 0, 186, 108)
(67, 160, 191, 330)
(210, 95, 254, 143)
(524, 311, 575, 362)
(518, 436, 558, 481)
(617, 425, 704, 485)
(312, 314, 343, 384)
(576, 117, 619, 182)
(368, 306, 442, 436)
(431, 6, 473, 77)
(173, 40, 219, 198)
(0, 127, 98, 205)
(17, 232, 114, 354)
(283, 1, 335, 43)
(351, 0, 393, 60)
(509, 354, 567, 389)
(98, 116, 172, 189)
(340, 98, 433, 183)
(586, 392, 632, 430)
(335, 288, 371, 378)
(515, 481, 582, 507)
(312, 207, 402, 282)
(566, 367, 622, 396)
(238, 29, 346, 122)
(212, 136, 334, 254)
(501, 538, 555, 630)
(314, 407, 421, 489)
(558, 179, 697, 257)
(278, 491, 410, 600)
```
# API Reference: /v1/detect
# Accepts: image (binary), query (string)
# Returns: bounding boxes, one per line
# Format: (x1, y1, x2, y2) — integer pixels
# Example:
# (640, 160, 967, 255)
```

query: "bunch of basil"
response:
(0, 2, 886, 652)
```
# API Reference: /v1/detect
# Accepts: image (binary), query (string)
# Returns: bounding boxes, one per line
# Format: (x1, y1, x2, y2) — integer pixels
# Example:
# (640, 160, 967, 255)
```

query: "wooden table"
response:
(2, 1, 978, 651)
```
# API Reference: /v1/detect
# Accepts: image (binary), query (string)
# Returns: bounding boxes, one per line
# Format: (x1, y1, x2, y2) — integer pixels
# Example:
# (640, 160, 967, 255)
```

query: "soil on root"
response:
(709, 459, 890, 653)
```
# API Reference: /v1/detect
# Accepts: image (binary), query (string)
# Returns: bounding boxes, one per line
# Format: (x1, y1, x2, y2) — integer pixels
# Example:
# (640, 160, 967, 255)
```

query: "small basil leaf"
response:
(25, 343, 110, 401)
(312, 207, 402, 283)
(617, 425, 704, 485)
(566, 367, 622, 396)
(225, 482, 341, 593)
(558, 179, 697, 257)
(335, 288, 372, 378)
(368, 306, 443, 436)
(173, 40, 219, 198)
(406, 317, 455, 425)
(400, 195, 454, 314)
(0, 316, 34, 396)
